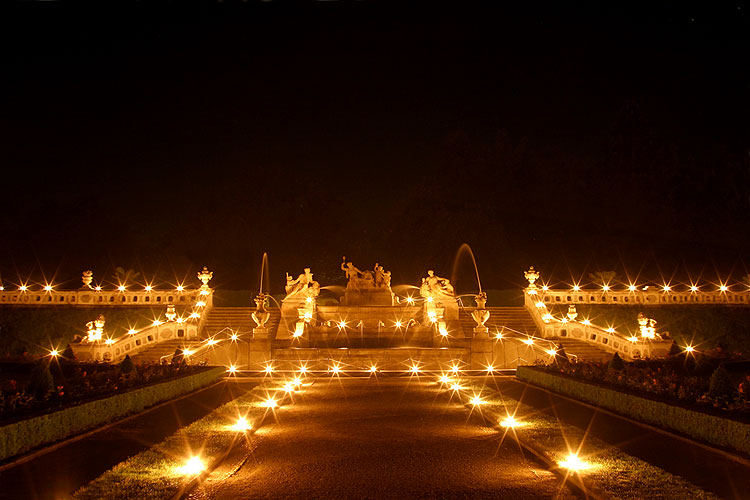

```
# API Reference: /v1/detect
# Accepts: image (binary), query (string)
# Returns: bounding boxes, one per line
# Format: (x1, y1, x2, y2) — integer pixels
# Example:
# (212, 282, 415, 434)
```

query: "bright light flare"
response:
(449, 365, 461, 374)
(685, 345, 696, 353)
(261, 397, 278, 408)
(394, 321, 402, 328)
(44, 285, 53, 292)
(176, 285, 184, 292)
(545, 348, 557, 356)
(369, 365, 378, 373)
(196, 301, 206, 307)
(231, 417, 252, 431)
(104, 338, 115, 345)
(152, 320, 162, 327)
(662, 285, 671, 292)
(438, 375, 452, 384)
(628, 336, 639, 342)
(409, 365, 420, 374)
(522, 338, 534, 346)
(470, 395, 485, 406)
(264, 365, 275, 374)
(628, 284, 637, 292)
(450, 382, 463, 391)
(485, 365, 495, 373)
(338, 321, 347, 329)
(227, 365, 237, 374)
(207, 339, 218, 346)
(128, 329, 137, 335)
(606, 327, 615, 334)
(49, 349, 59, 357)
(292, 376, 302, 386)
(558, 453, 592, 472)
(572, 284, 581, 292)
(690, 285, 699, 292)
(601, 284, 610, 292)
(581, 319, 591, 325)
(179, 456, 205, 475)
(190, 312, 200, 319)
(144, 285, 153, 292)
(330, 364, 342, 374)
(500, 416, 524, 428)
(230, 333, 239, 341)
(182, 349, 194, 356)
(298, 365, 308, 374)
(406, 296, 415, 304)
(19, 285, 27, 292)
(719, 284, 729, 292)
(118, 285, 126, 292)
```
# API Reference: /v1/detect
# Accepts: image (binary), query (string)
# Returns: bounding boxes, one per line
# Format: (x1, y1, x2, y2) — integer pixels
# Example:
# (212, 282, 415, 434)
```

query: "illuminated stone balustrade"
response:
(535, 288, 749, 306)
(0, 288, 211, 307)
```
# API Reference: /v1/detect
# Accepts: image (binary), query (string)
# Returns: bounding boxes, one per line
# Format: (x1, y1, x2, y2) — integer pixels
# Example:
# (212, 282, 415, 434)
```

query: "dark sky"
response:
(1, 1, 749, 292)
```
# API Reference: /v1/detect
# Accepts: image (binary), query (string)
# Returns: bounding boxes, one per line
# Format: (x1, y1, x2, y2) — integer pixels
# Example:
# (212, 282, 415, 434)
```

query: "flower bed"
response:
(517, 366, 750, 455)
(0, 366, 224, 462)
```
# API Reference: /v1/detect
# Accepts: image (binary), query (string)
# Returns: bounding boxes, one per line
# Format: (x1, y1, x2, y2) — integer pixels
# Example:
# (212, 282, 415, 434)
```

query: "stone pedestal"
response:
(469, 337, 493, 369)
(341, 288, 394, 306)
(253, 327, 272, 339)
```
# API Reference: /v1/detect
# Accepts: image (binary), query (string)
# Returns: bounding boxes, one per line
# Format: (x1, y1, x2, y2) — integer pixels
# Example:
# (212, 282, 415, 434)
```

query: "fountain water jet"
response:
(451, 243, 483, 295)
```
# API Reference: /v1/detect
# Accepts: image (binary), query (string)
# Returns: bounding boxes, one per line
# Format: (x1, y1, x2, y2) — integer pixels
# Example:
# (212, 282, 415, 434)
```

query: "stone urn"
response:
(252, 293, 271, 332)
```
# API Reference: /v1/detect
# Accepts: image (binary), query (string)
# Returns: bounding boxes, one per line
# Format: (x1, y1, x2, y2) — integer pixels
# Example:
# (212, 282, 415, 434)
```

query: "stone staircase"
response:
(201, 306, 281, 338)
(128, 339, 205, 364)
(459, 306, 539, 338)
(547, 337, 612, 362)
(270, 347, 470, 371)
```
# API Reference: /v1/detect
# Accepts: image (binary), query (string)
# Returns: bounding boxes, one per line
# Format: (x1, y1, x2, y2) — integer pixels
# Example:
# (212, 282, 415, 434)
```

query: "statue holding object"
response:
(284, 267, 320, 300)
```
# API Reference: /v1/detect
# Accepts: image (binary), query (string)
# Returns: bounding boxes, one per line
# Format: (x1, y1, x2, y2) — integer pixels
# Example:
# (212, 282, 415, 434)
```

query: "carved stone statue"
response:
(420, 270, 455, 299)
(341, 257, 390, 291)
(284, 268, 320, 299)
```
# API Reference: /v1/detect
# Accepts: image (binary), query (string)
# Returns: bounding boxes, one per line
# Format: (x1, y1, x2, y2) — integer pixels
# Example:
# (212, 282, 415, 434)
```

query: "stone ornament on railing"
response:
(82, 270, 94, 289)
(165, 304, 177, 322)
(197, 266, 213, 289)
(86, 314, 105, 342)
(567, 305, 578, 322)
(637, 312, 658, 339)
(524, 266, 540, 288)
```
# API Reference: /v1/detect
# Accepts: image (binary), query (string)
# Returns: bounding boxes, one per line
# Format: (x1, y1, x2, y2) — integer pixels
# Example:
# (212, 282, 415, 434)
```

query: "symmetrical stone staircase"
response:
(201, 306, 268, 338)
(270, 347, 470, 371)
(459, 306, 540, 338)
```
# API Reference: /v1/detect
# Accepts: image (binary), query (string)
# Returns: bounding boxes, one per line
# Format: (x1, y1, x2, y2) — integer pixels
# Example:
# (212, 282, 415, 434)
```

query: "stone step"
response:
(267, 347, 470, 371)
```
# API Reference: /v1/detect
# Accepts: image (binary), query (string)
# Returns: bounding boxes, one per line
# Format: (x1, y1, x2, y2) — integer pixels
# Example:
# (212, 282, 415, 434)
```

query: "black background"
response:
(1, 1, 748, 292)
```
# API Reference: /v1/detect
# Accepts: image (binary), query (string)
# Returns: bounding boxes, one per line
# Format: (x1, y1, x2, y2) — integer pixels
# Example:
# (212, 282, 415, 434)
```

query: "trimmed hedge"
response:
(517, 366, 750, 455)
(0, 366, 224, 462)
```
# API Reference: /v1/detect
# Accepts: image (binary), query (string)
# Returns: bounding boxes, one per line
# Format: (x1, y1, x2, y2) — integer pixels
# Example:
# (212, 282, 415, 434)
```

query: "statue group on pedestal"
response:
(340, 257, 391, 291)
(284, 268, 320, 299)
(420, 270, 455, 298)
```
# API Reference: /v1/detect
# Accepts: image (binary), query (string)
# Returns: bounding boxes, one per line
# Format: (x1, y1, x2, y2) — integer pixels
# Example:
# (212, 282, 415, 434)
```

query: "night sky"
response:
(1, 1, 749, 292)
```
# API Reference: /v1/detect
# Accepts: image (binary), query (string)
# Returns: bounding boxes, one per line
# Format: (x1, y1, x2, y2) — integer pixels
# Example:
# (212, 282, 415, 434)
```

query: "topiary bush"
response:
(708, 365, 734, 399)
(119, 355, 136, 376)
(608, 352, 625, 371)
(27, 360, 54, 397)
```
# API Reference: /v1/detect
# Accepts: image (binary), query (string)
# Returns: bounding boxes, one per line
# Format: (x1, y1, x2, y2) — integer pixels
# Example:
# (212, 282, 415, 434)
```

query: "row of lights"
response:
(435, 373, 592, 472)
(2, 283, 205, 293)
(536, 283, 739, 293)
(180, 376, 303, 476)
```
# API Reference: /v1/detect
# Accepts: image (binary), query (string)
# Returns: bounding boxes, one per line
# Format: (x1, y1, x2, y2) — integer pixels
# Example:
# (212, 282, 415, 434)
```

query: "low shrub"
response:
(0, 366, 224, 462)
(518, 366, 750, 454)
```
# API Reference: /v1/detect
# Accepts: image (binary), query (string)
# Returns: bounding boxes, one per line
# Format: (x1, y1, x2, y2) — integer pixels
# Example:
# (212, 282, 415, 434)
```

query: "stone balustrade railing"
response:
(535, 287, 749, 306)
(0, 288, 210, 307)
(73, 318, 202, 362)
(524, 290, 672, 360)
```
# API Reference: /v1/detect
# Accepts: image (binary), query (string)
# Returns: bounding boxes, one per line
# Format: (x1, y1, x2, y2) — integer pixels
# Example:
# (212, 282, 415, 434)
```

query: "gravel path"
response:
(189, 377, 576, 500)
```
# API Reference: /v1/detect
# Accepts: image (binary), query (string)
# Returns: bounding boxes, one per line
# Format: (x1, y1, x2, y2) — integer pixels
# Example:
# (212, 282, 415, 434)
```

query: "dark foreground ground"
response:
(189, 377, 577, 500)
(0, 379, 260, 500)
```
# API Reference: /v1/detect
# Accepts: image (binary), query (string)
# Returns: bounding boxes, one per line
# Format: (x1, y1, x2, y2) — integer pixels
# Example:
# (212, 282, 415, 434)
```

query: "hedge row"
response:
(517, 366, 750, 455)
(0, 366, 225, 462)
